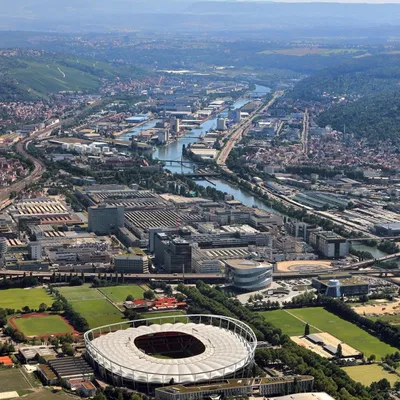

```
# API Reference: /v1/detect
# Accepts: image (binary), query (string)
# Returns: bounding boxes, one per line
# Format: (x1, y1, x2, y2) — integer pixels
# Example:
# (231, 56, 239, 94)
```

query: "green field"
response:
(59, 284, 103, 301)
(23, 390, 73, 400)
(70, 299, 125, 329)
(0, 368, 34, 392)
(12, 315, 73, 337)
(368, 314, 400, 325)
(259, 310, 317, 336)
(288, 308, 397, 358)
(0, 288, 53, 311)
(139, 311, 186, 324)
(342, 364, 399, 386)
(99, 285, 145, 302)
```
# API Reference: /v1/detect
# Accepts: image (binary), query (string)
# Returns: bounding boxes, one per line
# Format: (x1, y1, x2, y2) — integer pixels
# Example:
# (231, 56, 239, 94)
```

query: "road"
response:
(301, 108, 309, 154)
(217, 91, 283, 166)
(0, 122, 60, 202)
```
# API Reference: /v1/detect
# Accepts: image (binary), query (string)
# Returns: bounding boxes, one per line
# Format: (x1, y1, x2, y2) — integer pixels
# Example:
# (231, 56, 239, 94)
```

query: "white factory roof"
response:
(89, 322, 251, 384)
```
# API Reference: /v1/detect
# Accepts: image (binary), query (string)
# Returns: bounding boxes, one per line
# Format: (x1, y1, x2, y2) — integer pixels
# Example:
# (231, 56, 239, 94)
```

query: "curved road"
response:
(0, 122, 60, 202)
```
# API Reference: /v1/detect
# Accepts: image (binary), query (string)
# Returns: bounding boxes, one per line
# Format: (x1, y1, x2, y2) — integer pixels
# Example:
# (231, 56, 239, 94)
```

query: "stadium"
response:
(84, 314, 257, 389)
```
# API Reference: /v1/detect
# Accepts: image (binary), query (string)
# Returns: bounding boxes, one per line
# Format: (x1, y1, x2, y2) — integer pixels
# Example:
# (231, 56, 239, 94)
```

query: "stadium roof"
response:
(88, 321, 255, 384)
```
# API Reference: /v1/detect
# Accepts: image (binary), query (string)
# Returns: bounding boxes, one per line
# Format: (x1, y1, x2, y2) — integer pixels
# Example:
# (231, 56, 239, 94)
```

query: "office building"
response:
(114, 248, 149, 273)
(309, 231, 349, 258)
(164, 237, 192, 273)
(312, 274, 369, 298)
(225, 259, 273, 291)
(216, 118, 227, 131)
(155, 376, 313, 400)
(88, 204, 125, 235)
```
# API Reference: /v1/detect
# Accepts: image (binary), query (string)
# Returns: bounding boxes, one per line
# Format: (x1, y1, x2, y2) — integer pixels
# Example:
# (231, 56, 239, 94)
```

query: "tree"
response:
(336, 343, 342, 358)
(126, 295, 134, 301)
(368, 354, 376, 363)
(39, 303, 47, 312)
(52, 300, 64, 312)
(143, 290, 155, 300)
(22, 306, 31, 314)
(304, 323, 310, 336)
(376, 378, 390, 391)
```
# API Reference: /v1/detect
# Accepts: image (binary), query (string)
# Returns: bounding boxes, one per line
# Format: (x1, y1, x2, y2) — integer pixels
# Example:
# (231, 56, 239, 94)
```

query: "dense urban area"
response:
(1, 3, 400, 400)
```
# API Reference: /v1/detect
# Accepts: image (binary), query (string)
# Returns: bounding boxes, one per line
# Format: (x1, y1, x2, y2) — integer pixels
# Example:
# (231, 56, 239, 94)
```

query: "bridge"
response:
(159, 159, 204, 166)
(348, 236, 400, 242)
(182, 169, 220, 179)
(0, 270, 226, 283)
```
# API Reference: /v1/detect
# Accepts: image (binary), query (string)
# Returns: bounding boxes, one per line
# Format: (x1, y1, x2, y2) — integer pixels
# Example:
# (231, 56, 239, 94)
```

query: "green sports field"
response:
(259, 310, 317, 336)
(70, 299, 125, 329)
(58, 284, 103, 301)
(99, 285, 145, 302)
(288, 307, 397, 358)
(0, 368, 34, 392)
(139, 311, 186, 324)
(342, 364, 399, 386)
(12, 315, 73, 337)
(0, 288, 53, 310)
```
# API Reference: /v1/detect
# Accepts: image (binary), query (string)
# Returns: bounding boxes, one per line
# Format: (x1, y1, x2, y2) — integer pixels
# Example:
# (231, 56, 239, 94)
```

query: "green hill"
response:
(317, 92, 400, 144)
(0, 51, 146, 100)
(289, 54, 400, 100)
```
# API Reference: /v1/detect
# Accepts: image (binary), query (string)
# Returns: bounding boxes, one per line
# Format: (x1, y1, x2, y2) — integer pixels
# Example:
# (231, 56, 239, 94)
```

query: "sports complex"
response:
(84, 314, 257, 389)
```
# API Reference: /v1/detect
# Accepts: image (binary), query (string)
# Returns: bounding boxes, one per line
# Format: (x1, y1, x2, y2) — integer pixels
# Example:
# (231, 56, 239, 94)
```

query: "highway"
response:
(217, 91, 283, 166)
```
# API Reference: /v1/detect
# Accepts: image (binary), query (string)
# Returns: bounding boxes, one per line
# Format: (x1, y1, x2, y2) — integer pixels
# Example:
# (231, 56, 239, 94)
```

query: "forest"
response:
(290, 54, 400, 100)
(317, 92, 400, 144)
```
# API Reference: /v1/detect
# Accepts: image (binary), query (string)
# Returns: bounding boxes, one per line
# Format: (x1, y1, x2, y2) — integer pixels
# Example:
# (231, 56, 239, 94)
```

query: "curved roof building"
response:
(84, 315, 256, 386)
(225, 259, 273, 291)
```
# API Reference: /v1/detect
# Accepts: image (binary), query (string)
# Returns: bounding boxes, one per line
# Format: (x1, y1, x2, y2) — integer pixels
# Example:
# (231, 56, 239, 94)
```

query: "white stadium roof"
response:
(87, 321, 255, 384)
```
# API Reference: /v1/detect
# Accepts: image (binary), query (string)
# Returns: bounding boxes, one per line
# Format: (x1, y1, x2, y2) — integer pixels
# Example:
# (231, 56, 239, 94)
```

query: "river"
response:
(350, 244, 387, 258)
(122, 85, 274, 211)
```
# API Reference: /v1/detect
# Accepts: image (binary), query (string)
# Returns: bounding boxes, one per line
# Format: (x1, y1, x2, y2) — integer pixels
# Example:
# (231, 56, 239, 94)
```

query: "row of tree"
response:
(178, 281, 389, 400)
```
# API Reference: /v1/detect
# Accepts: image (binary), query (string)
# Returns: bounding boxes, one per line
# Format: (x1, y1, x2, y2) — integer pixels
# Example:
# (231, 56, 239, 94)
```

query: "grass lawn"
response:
(342, 364, 399, 386)
(0, 368, 34, 392)
(12, 315, 73, 337)
(0, 288, 53, 311)
(23, 389, 73, 400)
(70, 299, 125, 329)
(258, 310, 317, 336)
(368, 314, 400, 325)
(58, 284, 103, 301)
(289, 307, 397, 358)
(99, 285, 145, 302)
(139, 311, 186, 324)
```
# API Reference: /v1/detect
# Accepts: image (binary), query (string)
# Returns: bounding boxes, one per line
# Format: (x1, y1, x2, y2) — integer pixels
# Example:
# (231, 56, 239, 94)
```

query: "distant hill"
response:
(289, 54, 400, 101)
(317, 92, 400, 144)
(0, 52, 145, 101)
(2, 1, 400, 33)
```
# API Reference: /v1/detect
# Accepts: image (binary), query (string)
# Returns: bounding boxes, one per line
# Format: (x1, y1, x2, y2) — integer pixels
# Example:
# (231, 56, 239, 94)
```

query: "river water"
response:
(122, 85, 274, 211)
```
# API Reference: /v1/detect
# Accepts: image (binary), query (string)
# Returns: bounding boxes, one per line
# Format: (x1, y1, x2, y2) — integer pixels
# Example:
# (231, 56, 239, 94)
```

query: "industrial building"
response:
(312, 274, 369, 298)
(225, 258, 273, 291)
(88, 204, 125, 234)
(375, 222, 400, 236)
